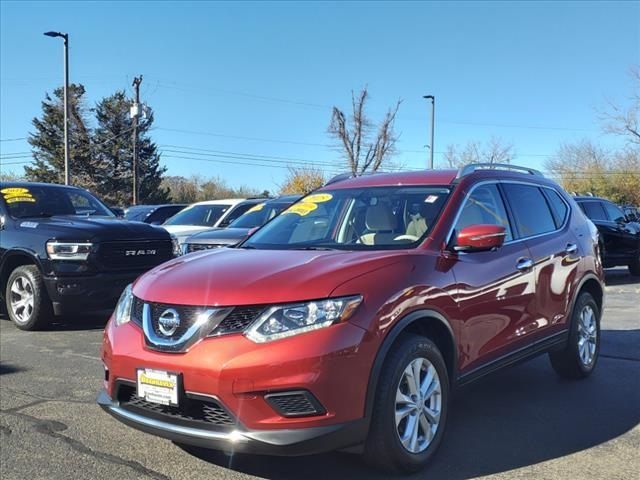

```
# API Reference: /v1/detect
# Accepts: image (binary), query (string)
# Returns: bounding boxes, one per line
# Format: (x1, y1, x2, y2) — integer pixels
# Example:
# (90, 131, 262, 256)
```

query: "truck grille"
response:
(130, 296, 265, 336)
(97, 240, 173, 270)
(117, 384, 235, 427)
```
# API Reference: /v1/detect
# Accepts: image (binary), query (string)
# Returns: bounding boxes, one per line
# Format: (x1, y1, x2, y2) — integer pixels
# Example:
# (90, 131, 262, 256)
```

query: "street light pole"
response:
(44, 31, 70, 185)
(423, 95, 435, 169)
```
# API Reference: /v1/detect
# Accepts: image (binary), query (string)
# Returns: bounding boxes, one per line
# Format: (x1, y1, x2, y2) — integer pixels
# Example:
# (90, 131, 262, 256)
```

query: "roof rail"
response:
(455, 163, 543, 181)
(325, 172, 354, 186)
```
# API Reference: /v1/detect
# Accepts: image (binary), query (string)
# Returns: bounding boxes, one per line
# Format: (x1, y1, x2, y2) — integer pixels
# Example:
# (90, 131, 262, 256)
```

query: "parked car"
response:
(182, 195, 301, 253)
(124, 204, 187, 225)
(99, 164, 604, 473)
(574, 196, 640, 276)
(0, 182, 175, 330)
(162, 198, 265, 246)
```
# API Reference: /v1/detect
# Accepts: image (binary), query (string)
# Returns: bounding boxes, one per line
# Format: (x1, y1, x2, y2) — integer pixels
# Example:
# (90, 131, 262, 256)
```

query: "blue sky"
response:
(1, 1, 638, 192)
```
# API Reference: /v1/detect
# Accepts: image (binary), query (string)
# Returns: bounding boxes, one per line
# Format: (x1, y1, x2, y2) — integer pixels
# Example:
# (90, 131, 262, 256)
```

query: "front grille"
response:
(265, 391, 325, 417)
(130, 296, 264, 336)
(117, 384, 235, 427)
(211, 306, 265, 335)
(186, 243, 220, 253)
(97, 240, 173, 270)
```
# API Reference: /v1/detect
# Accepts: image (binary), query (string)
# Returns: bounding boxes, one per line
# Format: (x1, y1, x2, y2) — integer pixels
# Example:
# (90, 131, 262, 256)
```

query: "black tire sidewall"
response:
(366, 335, 450, 473)
(5, 265, 52, 330)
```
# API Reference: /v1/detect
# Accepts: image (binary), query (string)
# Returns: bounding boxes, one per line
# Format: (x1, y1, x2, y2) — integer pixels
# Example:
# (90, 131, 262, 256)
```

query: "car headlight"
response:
(114, 284, 133, 326)
(245, 295, 362, 343)
(171, 235, 182, 257)
(46, 241, 93, 260)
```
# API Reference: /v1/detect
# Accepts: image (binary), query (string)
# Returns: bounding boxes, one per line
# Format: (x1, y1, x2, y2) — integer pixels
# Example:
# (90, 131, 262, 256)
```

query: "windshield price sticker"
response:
(247, 203, 265, 213)
(283, 202, 318, 216)
(304, 193, 333, 203)
(1, 187, 36, 204)
(424, 195, 439, 203)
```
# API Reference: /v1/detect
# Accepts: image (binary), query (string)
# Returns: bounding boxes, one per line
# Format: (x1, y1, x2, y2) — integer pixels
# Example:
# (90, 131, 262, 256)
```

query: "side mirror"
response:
(454, 224, 506, 252)
(150, 220, 162, 226)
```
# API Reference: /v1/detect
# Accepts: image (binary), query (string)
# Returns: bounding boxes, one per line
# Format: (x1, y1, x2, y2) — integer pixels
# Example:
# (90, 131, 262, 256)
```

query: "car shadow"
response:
(0, 362, 26, 376)
(182, 329, 640, 479)
(0, 312, 110, 331)
(604, 268, 640, 286)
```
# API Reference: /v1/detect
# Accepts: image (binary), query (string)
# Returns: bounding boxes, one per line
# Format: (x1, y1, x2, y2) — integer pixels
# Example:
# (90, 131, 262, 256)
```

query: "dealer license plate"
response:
(136, 368, 179, 406)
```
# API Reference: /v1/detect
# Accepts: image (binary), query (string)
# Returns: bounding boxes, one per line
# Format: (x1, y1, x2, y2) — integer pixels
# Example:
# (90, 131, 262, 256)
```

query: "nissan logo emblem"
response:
(158, 308, 180, 336)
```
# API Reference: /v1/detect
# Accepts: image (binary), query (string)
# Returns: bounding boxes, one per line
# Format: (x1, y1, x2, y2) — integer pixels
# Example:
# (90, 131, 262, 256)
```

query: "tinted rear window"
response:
(502, 184, 556, 238)
(579, 201, 607, 221)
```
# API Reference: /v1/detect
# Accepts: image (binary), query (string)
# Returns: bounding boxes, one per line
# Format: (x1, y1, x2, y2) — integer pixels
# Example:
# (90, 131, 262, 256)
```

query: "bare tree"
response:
(328, 87, 402, 176)
(600, 66, 640, 146)
(442, 137, 515, 168)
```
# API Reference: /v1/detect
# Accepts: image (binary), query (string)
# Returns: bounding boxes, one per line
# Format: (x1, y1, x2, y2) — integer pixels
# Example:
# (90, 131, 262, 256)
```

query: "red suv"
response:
(98, 164, 604, 473)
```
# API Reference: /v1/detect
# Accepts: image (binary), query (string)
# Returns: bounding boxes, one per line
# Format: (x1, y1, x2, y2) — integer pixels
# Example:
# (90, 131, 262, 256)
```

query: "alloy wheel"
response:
(9, 275, 35, 325)
(395, 357, 442, 454)
(577, 304, 597, 366)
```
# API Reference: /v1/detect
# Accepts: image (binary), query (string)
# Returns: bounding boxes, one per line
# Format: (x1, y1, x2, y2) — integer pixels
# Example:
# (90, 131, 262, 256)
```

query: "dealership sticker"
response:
(247, 203, 265, 213)
(20, 221, 38, 228)
(283, 202, 318, 216)
(1, 187, 35, 203)
(424, 195, 439, 203)
(303, 193, 333, 203)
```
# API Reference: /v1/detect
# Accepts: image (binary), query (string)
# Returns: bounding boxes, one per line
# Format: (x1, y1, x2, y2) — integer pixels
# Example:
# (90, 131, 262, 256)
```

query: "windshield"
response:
(229, 202, 291, 229)
(124, 206, 154, 222)
(163, 204, 230, 227)
(1, 185, 114, 219)
(243, 187, 450, 250)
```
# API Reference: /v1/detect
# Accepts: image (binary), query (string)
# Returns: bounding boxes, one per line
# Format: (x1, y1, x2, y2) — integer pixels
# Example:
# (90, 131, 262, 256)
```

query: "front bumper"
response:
(97, 388, 367, 455)
(44, 271, 142, 315)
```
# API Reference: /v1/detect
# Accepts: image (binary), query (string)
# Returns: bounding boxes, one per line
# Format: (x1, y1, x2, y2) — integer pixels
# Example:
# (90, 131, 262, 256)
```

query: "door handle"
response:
(565, 243, 578, 255)
(516, 258, 533, 271)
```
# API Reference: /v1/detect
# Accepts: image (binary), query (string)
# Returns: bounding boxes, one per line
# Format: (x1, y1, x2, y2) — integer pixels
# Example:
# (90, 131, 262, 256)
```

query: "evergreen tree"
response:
(25, 84, 96, 188)
(93, 91, 169, 205)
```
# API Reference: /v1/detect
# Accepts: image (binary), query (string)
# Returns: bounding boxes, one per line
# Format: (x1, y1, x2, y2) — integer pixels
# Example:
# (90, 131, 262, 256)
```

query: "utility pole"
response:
(131, 76, 143, 205)
(423, 95, 435, 169)
(44, 31, 70, 184)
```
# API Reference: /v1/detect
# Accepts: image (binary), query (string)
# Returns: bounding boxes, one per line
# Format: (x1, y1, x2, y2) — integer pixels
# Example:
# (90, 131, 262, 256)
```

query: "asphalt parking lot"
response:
(1, 269, 638, 480)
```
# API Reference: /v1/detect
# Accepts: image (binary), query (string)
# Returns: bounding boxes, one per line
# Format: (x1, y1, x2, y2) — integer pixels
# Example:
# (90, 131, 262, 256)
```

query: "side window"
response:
(543, 189, 569, 228)
(68, 192, 99, 214)
(502, 184, 556, 238)
(602, 202, 626, 223)
(219, 203, 254, 227)
(580, 201, 607, 221)
(454, 184, 513, 241)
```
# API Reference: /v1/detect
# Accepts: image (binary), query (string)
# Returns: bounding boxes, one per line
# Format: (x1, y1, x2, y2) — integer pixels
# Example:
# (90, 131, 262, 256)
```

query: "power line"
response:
(0, 137, 27, 142)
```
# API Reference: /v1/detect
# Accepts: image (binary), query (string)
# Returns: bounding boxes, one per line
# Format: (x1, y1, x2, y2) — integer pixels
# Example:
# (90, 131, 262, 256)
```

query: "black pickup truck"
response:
(0, 182, 175, 330)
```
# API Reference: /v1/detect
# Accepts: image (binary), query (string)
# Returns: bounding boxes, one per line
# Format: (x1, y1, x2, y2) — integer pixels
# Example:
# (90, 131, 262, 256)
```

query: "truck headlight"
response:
(245, 295, 362, 343)
(171, 235, 182, 257)
(114, 284, 133, 326)
(46, 241, 93, 260)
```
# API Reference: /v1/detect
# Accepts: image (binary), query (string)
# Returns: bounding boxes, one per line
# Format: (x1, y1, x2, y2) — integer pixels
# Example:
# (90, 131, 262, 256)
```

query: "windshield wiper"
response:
(292, 245, 340, 251)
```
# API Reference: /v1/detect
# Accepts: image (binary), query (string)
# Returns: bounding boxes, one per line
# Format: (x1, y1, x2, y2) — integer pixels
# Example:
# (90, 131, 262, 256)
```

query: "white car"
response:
(163, 198, 265, 246)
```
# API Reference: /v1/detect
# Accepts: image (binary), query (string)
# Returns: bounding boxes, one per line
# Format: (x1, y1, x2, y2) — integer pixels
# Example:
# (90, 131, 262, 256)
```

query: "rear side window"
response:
(219, 202, 257, 227)
(454, 184, 513, 241)
(602, 202, 626, 223)
(579, 201, 607, 221)
(543, 189, 569, 228)
(502, 184, 556, 238)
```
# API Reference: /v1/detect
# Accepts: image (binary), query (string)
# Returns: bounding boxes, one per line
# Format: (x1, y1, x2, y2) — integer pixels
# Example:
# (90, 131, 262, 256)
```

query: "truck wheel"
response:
(5, 265, 54, 330)
(549, 292, 600, 379)
(629, 256, 640, 277)
(364, 334, 449, 473)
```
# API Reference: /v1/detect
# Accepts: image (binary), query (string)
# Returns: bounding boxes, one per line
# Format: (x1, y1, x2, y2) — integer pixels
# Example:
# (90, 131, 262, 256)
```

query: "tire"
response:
(628, 255, 640, 277)
(5, 265, 54, 330)
(549, 292, 600, 379)
(364, 334, 449, 474)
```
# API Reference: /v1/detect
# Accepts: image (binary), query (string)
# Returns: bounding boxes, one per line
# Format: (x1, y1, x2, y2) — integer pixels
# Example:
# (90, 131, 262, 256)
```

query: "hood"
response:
(21, 215, 169, 242)
(134, 247, 410, 306)
(186, 227, 251, 245)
